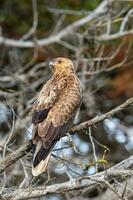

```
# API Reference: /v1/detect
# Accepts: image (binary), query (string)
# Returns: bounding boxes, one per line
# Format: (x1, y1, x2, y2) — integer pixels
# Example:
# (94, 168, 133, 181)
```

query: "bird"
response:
(31, 57, 82, 176)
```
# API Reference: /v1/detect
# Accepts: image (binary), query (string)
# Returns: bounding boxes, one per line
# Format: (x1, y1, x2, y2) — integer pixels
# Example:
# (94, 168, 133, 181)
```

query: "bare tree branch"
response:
(0, 97, 132, 174)
(20, 0, 38, 41)
(97, 30, 133, 41)
(0, 143, 31, 173)
(0, 0, 110, 48)
(71, 97, 133, 132)
(2, 156, 133, 200)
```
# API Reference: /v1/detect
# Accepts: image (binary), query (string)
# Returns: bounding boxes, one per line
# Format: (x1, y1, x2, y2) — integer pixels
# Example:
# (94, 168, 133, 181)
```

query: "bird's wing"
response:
(37, 75, 81, 147)
(31, 79, 59, 125)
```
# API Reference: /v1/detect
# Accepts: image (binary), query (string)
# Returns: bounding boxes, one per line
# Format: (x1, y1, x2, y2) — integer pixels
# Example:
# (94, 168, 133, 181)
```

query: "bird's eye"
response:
(58, 60, 62, 64)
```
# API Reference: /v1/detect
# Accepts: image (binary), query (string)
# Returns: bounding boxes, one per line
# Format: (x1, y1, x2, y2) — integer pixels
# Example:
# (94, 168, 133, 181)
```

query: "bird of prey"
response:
(31, 57, 81, 176)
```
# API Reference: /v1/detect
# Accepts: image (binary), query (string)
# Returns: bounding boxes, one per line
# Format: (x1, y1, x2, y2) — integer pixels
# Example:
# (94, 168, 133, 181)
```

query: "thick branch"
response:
(0, 97, 132, 174)
(71, 97, 133, 132)
(0, 143, 31, 173)
(2, 155, 133, 199)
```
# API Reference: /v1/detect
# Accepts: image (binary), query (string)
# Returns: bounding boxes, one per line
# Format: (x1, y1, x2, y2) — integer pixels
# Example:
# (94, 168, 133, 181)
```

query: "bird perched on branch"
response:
(31, 57, 81, 176)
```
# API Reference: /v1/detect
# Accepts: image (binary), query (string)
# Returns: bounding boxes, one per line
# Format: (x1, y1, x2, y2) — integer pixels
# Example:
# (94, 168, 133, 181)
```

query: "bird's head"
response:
(49, 57, 75, 73)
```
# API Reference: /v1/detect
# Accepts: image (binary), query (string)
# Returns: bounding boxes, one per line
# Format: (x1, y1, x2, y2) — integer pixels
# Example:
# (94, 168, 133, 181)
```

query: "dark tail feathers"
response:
(32, 139, 57, 176)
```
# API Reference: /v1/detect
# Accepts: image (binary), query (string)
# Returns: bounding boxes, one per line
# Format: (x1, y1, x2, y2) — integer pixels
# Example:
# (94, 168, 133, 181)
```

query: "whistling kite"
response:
(32, 57, 81, 176)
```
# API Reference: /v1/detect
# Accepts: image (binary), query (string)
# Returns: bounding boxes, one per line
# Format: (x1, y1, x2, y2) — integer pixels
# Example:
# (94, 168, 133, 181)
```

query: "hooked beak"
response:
(49, 60, 56, 72)
(49, 60, 55, 68)
(49, 61, 53, 68)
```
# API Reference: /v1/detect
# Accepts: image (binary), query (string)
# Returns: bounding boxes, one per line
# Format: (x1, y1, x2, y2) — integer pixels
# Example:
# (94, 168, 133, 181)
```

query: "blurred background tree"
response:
(0, 0, 133, 199)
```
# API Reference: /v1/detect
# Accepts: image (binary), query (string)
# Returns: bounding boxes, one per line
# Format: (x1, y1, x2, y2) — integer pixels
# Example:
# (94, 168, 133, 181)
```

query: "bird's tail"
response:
(32, 139, 57, 176)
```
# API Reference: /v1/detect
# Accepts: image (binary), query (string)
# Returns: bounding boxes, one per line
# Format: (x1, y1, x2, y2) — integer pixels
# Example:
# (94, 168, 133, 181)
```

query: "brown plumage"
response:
(31, 57, 81, 176)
